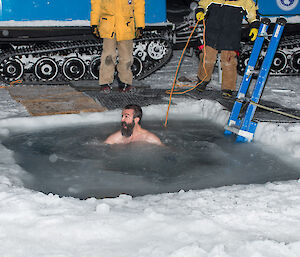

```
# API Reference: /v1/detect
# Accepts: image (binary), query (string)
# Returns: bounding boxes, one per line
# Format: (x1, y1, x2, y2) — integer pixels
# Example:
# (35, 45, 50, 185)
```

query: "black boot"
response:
(99, 84, 112, 93)
(118, 80, 135, 93)
(195, 78, 210, 92)
(221, 89, 235, 98)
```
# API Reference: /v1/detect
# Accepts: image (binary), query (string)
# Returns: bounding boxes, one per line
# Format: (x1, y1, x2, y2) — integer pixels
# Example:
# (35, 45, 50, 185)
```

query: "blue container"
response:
(256, 0, 300, 16)
(145, 0, 167, 23)
(0, 0, 90, 21)
(0, 0, 167, 23)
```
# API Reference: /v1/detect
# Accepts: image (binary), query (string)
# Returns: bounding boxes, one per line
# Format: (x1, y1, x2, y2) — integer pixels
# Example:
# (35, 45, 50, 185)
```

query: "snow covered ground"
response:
(0, 51, 300, 257)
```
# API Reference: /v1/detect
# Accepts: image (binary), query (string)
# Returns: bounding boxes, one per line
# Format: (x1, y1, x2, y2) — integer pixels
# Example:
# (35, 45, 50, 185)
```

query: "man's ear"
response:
(134, 117, 140, 124)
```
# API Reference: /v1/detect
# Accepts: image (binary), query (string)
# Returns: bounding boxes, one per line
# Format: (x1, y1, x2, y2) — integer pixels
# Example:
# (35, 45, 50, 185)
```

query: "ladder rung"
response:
(225, 125, 254, 141)
(224, 125, 240, 135)
(236, 96, 250, 103)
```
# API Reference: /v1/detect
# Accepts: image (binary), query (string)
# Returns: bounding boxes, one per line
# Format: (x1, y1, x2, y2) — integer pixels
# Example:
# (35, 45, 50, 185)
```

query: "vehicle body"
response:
(0, 0, 183, 84)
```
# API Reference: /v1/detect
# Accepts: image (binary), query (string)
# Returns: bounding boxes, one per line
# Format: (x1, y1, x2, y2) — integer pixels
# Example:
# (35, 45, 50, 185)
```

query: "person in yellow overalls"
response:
(195, 0, 259, 97)
(90, 0, 145, 92)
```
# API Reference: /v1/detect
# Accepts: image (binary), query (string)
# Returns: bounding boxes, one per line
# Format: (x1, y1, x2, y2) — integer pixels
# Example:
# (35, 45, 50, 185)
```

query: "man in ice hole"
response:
(104, 104, 163, 145)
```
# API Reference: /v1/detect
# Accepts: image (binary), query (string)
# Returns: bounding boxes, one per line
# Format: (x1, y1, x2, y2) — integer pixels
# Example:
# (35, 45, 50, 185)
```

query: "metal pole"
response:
(217, 53, 222, 85)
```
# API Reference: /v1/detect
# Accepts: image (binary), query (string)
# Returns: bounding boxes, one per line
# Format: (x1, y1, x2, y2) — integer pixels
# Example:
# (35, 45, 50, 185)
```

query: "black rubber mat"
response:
(70, 80, 300, 123)
(85, 88, 169, 110)
(70, 80, 168, 109)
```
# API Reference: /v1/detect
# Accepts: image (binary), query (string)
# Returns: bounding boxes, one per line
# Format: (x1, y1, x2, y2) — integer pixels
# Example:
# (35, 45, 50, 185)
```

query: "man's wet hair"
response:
(124, 104, 143, 124)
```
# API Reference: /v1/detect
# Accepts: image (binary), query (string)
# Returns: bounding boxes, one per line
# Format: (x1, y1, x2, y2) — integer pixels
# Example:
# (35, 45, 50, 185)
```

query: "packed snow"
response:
(0, 48, 300, 257)
(0, 20, 171, 27)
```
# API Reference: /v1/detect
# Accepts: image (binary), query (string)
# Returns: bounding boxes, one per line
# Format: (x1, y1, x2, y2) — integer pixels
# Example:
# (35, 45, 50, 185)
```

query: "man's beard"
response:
(121, 120, 135, 137)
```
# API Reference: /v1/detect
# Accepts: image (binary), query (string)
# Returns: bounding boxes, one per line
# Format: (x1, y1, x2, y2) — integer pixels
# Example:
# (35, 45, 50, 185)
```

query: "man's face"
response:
(121, 109, 135, 137)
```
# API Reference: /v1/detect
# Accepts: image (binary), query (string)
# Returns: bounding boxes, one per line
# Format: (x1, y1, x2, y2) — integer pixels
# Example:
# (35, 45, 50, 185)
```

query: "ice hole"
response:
(2, 119, 300, 199)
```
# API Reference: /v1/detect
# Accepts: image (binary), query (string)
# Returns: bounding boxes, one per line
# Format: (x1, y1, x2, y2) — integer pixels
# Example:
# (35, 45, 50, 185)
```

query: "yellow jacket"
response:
(90, 0, 145, 41)
(198, 0, 258, 24)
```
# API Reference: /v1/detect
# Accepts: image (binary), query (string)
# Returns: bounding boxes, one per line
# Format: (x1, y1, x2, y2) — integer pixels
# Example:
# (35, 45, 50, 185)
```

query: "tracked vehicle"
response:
(0, 0, 299, 85)
(0, 0, 202, 84)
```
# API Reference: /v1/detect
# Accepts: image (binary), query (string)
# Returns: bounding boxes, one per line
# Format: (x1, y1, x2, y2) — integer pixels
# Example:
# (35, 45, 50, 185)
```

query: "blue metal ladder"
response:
(225, 18, 287, 142)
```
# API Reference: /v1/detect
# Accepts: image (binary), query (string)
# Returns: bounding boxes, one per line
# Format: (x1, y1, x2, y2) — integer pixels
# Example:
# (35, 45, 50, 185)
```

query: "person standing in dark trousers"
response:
(195, 0, 260, 97)
(90, 0, 145, 92)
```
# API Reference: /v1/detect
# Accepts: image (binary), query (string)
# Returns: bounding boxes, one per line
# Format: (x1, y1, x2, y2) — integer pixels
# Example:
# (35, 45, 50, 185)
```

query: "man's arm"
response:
(133, 0, 145, 29)
(90, 0, 101, 26)
(243, 0, 259, 24)
(197, 0, 213, 14)
(104, 131, 122, 145)
(144, 131, 164, 146)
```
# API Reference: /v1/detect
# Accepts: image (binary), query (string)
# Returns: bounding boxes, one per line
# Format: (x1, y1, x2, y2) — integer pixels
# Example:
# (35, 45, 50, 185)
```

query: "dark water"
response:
(2, 120, 300, 199)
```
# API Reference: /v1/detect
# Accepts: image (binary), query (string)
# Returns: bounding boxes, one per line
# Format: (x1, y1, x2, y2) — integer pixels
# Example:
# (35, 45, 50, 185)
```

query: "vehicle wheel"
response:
(62, 57, 86, 80)
(132, 57, 143, 78)
(89, 57, 100, 79)
(270, 50, 287, 73)
(34, 57, 58, 81)
(291, 50, 300, 73)
(0, 58, 24, 82)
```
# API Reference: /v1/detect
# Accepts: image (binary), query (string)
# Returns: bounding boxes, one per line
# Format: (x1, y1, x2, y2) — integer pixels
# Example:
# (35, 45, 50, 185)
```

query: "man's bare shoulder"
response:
(104, 130, 123, 145)
(104, 128, 163, 146)
(140, 128, 163, 145)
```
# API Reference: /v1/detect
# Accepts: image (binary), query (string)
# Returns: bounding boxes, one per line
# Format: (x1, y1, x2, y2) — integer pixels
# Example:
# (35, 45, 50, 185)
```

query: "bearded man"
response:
(104, 104, 163, 145)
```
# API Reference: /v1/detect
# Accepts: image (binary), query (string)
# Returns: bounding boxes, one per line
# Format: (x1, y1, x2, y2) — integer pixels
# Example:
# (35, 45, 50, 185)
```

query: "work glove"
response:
(195, 8, 205, 21)
(249, 20, 260, 41)
(136, 27, 144, 38)
(91, 25, 100, 38)
(249, 28, 258, 41)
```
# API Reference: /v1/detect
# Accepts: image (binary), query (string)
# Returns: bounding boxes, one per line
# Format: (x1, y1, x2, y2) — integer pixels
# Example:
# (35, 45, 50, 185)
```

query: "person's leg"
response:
(221, 50, 237, 91)
(116, 39, 133, 89)
(197, 45, 218, 84)
(99, 38, 117, 86)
